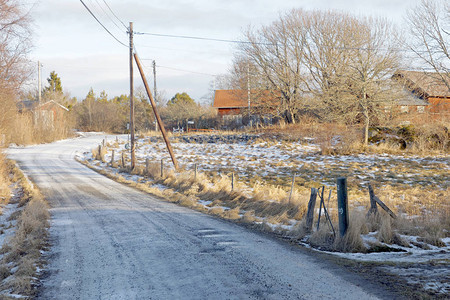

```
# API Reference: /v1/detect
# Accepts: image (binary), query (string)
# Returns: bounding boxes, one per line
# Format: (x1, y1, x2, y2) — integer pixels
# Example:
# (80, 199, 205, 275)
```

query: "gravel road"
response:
(7, 134, 398, 299)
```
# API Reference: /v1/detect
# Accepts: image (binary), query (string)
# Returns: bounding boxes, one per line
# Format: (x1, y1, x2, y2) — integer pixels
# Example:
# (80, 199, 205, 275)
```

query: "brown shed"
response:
(34, 100, 69, 128)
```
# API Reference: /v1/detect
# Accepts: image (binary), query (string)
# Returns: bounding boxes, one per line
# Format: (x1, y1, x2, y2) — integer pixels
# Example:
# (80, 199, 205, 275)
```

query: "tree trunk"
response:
(285, 109, 295, 124)
(364, 113, 369, 147)
(362, 91, 369, 147)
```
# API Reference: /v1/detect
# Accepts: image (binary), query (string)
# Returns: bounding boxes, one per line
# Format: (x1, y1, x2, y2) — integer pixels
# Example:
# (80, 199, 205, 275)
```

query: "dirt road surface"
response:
(7, 134, 398, 299)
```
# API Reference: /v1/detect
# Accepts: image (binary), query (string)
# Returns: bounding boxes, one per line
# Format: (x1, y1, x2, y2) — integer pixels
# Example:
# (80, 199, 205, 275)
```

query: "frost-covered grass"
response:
(99, 134, 449, 217)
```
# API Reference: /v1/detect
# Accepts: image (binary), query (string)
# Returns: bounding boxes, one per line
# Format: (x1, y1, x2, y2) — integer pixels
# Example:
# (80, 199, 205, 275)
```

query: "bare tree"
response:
(0, 0, 33, 92)
(0, 0, 33, 141)
(237, 9, 402, 144)
(345, 17, 402, 146)
(240, 10, 311, 124)
(406, 0, 450, 90)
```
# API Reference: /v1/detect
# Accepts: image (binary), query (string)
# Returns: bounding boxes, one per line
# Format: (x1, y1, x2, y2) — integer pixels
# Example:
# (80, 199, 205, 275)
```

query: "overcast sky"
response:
(28, 0, 422, 103)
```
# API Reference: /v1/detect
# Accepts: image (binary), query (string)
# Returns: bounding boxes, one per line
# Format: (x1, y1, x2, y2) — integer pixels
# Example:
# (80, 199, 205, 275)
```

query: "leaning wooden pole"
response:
(133, 53, 179, 170)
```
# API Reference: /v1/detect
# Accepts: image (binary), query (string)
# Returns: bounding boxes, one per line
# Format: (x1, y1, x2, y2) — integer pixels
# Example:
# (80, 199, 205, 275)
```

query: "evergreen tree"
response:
(167, 92, 195, 106)
(98, 90, 108, 103)
(45, 71, 63, 93)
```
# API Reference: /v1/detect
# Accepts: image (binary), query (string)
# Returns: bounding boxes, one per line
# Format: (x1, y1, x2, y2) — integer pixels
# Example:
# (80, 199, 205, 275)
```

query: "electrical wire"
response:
(134, 31, 263, 45)
(102, 0, 128, 30)
(135, 31, 429, 54)
(133, 43, 231, 56)
(156, 65, 216, 77)
(91, 0, 125, 32)
(79, 0, 128, 47)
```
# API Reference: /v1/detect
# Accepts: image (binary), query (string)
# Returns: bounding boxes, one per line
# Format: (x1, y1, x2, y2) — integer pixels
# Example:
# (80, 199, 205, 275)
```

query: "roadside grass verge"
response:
(80, 158, 308, 227)
(0, 159, 49, 299)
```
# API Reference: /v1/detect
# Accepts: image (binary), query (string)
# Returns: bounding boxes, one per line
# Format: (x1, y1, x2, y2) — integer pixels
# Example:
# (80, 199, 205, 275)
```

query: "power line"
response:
(91, 0, 125, 32)
(134, 42, 217, 78)
(135, 31, 429, 54)
(134, 31, 258, 45)
(133, 42, 231, 56)
(156, 65, 216, 77)
(79, 0, 128, 48)
(101, 0, 128, 30)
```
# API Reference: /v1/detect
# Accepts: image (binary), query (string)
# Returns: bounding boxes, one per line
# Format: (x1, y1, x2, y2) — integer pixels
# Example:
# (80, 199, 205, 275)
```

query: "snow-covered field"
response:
(99, 134, 449, 190)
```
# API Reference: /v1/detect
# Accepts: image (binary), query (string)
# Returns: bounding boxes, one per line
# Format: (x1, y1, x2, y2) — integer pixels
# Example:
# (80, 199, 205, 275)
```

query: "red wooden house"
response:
(393, 71, 450, 118)
(213, 90, 280, 116)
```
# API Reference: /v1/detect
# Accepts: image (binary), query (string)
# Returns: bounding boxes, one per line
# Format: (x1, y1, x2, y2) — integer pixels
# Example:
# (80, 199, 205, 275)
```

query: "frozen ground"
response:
(82, 133, 449, 297)
(5, 133, 402, 299)
(109, 134, 449, 190)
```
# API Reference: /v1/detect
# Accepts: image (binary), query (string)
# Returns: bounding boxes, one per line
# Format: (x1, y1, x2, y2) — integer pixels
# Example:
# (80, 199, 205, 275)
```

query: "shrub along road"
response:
(7, 134, 400, 299)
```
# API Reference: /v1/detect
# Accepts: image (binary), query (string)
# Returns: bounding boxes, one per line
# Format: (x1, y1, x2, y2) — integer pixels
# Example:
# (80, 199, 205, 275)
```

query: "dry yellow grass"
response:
(0, 153, 11, 204)
(0, 158, 49, 297)
(91, 144, 107, 162)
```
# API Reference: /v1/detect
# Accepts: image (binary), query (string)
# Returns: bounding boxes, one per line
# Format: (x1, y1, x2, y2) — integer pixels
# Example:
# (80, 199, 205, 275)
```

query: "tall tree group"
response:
(233, 9, 402, 144)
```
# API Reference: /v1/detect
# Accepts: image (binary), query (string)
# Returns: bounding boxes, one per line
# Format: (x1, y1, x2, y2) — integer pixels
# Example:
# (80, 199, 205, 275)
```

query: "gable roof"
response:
(213, 90, 280, 109)
(393, 71, 450, 98)
(213, 90, 248, 108)
(36, 100, 69, 111)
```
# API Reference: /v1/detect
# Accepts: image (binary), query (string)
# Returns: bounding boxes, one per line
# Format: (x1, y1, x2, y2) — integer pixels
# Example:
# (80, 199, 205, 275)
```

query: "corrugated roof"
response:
(394, 71, 450, 98)
(396, 90, 429, 106)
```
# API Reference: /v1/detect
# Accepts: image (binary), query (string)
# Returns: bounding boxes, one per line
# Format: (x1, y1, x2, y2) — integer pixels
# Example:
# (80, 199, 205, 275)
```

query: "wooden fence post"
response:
(98, 145, 102, 161)
(316, 186, 324, 230)
(231, 172, 235, 191)
(305, 188, 318, 233)
(337, 177, 349, 236)
(121, 152, 125, 168)
(367, 183, 378, 217)
(160, 159, 164, 177)
(368, 184, 397, 219)
(110, 150, 115, 165)
(288, 173, 296, 204)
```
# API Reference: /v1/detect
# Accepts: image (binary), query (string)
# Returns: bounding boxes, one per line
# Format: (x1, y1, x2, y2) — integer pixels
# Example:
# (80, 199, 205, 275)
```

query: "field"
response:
(100, 134, 448, 218)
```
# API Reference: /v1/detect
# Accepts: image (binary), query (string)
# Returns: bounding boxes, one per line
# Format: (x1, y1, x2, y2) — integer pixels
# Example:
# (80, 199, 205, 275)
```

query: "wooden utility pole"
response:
(134, 53, 179, 170)
(129, 22, 136, 170)
(153, 60, 158, 131)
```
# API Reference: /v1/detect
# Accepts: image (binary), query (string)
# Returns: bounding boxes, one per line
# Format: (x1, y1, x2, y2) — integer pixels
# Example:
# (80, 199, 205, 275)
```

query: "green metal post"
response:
(337, 177, 349, 236)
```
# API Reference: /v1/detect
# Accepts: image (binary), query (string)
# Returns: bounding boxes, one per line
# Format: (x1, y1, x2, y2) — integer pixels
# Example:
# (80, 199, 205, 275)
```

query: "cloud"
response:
(29, 0, 422, 102)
